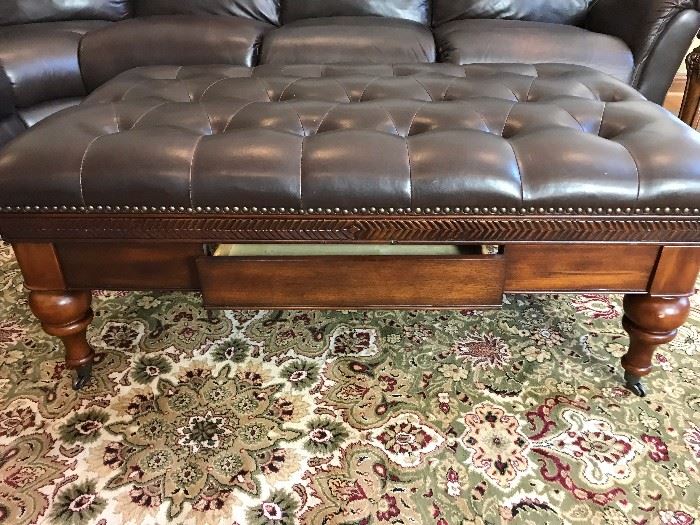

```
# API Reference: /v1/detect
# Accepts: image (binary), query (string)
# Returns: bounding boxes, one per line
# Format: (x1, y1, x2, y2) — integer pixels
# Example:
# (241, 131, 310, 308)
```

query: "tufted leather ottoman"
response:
(0, 63, 699, 393)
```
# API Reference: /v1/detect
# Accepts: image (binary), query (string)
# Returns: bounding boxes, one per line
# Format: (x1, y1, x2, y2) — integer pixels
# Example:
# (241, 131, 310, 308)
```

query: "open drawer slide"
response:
(197, 244, 505, 309)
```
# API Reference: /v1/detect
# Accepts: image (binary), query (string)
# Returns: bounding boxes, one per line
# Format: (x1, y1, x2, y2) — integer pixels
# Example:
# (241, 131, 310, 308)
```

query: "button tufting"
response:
(0, 63, 699, 216)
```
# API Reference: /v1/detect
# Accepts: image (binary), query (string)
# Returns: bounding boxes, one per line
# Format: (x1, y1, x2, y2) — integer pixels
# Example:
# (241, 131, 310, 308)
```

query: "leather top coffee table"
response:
(0, 63, 698, 393)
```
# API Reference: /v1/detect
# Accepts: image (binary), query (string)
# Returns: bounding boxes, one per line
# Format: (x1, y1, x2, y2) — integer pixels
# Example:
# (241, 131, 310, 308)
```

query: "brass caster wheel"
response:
(73, 364, 93, 390)
(624, 371, 646, 398)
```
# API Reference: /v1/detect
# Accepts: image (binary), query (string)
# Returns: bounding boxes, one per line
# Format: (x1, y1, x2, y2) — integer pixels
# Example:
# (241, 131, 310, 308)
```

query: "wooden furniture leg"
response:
(12, 243, 95, 390)
(621, 295, 691, 397)
(680, 45, 700, 127)
(621, 246, 700, 396)
(28, 291, 94, 389)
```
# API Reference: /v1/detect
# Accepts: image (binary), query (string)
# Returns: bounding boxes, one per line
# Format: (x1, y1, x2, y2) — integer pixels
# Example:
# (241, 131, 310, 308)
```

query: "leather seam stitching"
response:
(505, 139, 524, 208)
(407, 102, 428, 136)
(77, 103, 119, 207)
(358, 77, 379, 102)
(200, 78, 232, 99)
(130, 102, 168, 130)
(255, 78, 274, 102)
(188, 135, 205, 208)
(299, 136, 305, 208)
(223, 102, 257, 133)
(378, 104, 400, 136)
(292, 108, 306, 136)
(440, 76, 461, 101)
(315, 103, 338, 134)
(119, 80, 147, 103)
(500, 103, 522, 205)
(278, 78, 301, 101)
(200, 103, 214, 135)
(618, 139, 642, 203)
(552, 104, 585, 132)
(330, 79, 352, 103)
(500, 102, 516, 138)
(523, 76, 537, 102)
(405, 137, 413, 208)
(470, 108, 491, 135)
(412, 78, 434, 101)
(577, 81, 600, 102)
(596, 102, 607, 137)
(78, 136, 102, 208)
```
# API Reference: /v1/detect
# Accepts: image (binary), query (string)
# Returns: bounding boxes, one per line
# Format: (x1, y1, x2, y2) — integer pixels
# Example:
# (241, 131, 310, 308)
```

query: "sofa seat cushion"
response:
(0, 21, 110, 108)
(2, 63, 699, 213)
(436, 19, 635, 83)
(0, 0, 129, 26)
(260, 17, 436, 65)
(79, 15, 274, 91)
(3, 20, 112, 34)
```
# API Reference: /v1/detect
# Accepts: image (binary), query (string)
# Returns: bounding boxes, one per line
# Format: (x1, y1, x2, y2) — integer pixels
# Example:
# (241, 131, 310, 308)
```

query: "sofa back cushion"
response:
(281, 0, 430, 25)
(433, 0, 590, 27)
(80, 15, 272, 90)
(0, 0, 131, 25)
(134, 0, 280, 25)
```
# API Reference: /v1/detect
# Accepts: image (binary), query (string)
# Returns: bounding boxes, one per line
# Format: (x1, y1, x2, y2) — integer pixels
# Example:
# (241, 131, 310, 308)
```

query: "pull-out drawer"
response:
(197, 244, 505, 309)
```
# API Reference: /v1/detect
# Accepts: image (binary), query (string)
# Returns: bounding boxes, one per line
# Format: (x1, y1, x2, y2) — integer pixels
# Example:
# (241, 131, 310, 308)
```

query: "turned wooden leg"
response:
(28, 290, 95, 390)
(12, 243, 96, 390)
(621, 295, 691, 397)
(680, 45, 700, 127)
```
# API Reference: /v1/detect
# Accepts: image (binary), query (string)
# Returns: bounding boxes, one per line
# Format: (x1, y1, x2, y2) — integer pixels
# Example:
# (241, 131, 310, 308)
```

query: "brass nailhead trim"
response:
(1, 206, 699, 215)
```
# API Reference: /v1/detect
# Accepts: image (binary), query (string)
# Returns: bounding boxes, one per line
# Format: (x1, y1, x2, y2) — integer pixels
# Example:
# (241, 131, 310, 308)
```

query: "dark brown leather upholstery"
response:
(6, 20, 113, 34)
(134, 0, 280, 26)
(79, 15, 273, 91)
(433, 0, 590, 27)
(18, 98, 82, 127)
(0, 0, 130, 25)
(637, 9, 700, 105)
(0, 22, 110, 108)
(0, 66, 15, 120)
(436, 19, 635, 83)
(0, 0, 698, 142)
(0, 115, 24, 147)
(281, 0, 430, 25)
(0, 67, 24, 147)
(588, 0, 700, 104)
(2, 63, 699, 212)
(261, 17, 436, 65)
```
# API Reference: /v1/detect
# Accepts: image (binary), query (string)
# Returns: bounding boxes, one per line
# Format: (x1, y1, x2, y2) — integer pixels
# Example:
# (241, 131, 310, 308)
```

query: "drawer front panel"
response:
(58, 243, 202, 290)
(197, 255, 505, 309)
(505, 244, 660, 293)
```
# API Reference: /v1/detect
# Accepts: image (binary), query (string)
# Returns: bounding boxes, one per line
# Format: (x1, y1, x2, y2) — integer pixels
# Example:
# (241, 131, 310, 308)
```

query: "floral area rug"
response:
(0, 240, 698, 525)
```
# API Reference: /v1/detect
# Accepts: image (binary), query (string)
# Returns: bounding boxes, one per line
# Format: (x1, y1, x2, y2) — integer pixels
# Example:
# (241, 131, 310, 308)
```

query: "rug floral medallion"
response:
(0, 241, 698, 525)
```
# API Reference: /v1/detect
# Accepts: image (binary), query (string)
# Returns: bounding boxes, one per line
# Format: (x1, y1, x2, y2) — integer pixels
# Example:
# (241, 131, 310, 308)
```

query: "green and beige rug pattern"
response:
(0, 241, 698, 524)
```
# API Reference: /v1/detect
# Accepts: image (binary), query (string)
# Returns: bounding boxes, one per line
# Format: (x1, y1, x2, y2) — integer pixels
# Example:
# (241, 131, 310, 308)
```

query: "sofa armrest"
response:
(587, 0, 700, 103)
(0, 65, 16, 120)
(0, 65, 25, 148)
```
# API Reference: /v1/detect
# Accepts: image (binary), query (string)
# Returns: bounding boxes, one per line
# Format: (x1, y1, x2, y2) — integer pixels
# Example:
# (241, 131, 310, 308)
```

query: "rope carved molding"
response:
(2, 214, 699, 243)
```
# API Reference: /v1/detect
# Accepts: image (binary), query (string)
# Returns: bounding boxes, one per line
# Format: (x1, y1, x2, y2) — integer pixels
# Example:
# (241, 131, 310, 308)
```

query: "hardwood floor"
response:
(664, 75, 686, 116)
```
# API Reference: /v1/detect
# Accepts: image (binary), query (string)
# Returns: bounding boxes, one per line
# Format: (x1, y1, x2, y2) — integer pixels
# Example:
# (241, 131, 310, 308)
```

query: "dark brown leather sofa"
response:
(1, 0, 699, 147)
(0, 0, 699, 397)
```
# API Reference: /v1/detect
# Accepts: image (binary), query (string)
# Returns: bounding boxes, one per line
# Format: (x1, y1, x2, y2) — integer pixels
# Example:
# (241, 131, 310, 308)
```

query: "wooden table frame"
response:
(4, 218, 698, 394)
(4, 62, 700, 393)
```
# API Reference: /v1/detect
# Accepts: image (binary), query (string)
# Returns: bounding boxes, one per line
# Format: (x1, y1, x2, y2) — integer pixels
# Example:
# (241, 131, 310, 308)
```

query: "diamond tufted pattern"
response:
(1, 63, 700, 212)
